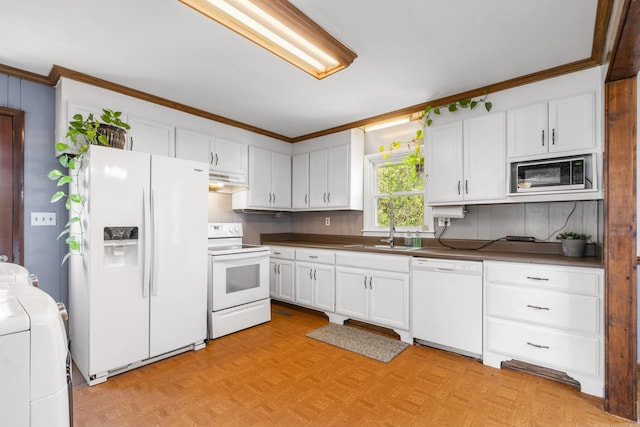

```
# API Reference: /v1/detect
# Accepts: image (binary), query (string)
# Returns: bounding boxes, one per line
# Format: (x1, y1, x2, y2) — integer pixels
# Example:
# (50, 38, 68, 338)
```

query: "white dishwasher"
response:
(411, 258, 483, 359)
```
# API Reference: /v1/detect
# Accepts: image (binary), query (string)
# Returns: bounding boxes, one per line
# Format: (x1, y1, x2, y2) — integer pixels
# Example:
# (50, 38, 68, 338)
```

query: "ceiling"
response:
(0, 0, 604, 141)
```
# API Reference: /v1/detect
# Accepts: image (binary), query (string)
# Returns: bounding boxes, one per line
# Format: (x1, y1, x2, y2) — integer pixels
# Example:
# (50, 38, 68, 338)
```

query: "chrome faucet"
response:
(380, 199, 395, 248)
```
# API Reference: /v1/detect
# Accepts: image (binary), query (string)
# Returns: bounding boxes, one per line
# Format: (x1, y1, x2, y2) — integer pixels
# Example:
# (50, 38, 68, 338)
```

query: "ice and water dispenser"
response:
(103, 226, 139, 267)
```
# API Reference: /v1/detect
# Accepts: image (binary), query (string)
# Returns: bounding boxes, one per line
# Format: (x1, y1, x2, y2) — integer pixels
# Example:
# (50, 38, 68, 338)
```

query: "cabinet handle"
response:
(465, 180, 468, 194)
(541, 130, 545, 146)
(457, 180, 461, 195)
(552, 129, 556, 145)
(526, 304, 550, 311)
(277, 264, 281, 274)
(274, 251, 281, 255)
(327, 192, 331, 203)
(369, 276, 373, 289)
(269, 193, 273, 203)
(305, 194, 308, 205)
(309, 269, 313, 279)
(527, 342, 550, 349)
(313, 269, 317, 280)
(364, 276, 367, 288)
(273, 193, 276, 204)
(526, 276, 549, 281)
(130, 137, 135, 150)
(210, 152, 214, 165)
(309, 255, 318, 259)
(274, 264, 277, 274)
(323, 192, 327, 203)
(215, 153, 219, 165)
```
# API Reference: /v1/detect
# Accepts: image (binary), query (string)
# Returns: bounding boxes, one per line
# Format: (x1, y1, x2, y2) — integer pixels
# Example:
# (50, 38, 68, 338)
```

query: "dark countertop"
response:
(261, 234, 603, 268)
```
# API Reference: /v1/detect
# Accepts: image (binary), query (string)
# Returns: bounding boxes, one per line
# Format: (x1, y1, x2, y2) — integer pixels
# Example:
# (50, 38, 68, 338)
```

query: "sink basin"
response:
(342, 244, 421, 252)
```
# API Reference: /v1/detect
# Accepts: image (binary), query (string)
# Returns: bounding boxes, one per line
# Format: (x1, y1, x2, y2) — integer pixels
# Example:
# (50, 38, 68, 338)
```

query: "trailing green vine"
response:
(379, 91, 493, 184)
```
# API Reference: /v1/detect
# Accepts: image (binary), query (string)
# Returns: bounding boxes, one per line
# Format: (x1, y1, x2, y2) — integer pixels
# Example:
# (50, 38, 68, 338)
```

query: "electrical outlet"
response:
(31, 212, 57, 226)
(325, 217, 331, 226)
(437, 217, 450, 227)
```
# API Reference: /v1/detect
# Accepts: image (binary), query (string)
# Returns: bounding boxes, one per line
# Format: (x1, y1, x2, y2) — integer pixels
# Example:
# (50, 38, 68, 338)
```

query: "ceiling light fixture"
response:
(179, 0, 357, 79)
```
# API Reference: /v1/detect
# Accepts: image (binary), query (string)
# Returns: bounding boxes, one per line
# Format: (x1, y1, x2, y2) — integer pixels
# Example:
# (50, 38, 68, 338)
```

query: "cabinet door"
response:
(278, 260, 295, 303)
(129, 117, 175, 157)
(314, 264, 335, 312)
(271, 151, 291, 208)
(335, 266, 368, 320)
(506, 102, 547, 158)
(548, 92, 595, 153)
(213, 138, 246, 176)
(175, 127, 213, 164)
(463, 112, 506, 201)
(248, 147, 272, 207)
(369, 270, 409, 330)
(292, 153, 310, 209)
(327, 145, 349, 207)
(269, 260, 278, 297)
(309, 149, 328, 207)
(295, 263, 314, 307)
(426, 122, 463, 203)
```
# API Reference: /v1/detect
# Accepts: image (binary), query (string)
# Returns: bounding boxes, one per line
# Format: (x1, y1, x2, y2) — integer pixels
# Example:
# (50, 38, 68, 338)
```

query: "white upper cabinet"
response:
(426, 112, 506, 205)
(128, 117, 175, 157)
(292, 128, 364, 211)
(291, 153, 310, 209)
(175, 128, 247, 179)
(507, 92, 595, 159)
(233, 146, 291, 210)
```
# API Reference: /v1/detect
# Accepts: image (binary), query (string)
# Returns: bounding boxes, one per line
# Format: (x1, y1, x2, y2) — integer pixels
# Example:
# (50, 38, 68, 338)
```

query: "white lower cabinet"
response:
(334, 251, 411, 343)
(483, 261, 604, 397)
(269, 246, 295, 303)
(294, 249, 335, 312)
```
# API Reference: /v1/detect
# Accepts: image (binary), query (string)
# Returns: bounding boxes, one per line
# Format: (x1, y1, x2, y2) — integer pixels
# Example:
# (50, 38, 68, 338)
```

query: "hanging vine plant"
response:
(379, 91, 493, 183)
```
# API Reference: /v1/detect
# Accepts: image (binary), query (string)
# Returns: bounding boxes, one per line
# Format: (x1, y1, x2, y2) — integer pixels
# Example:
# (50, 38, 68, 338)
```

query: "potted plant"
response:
(47, 109, 130, 263)
(556, 231, 591, 257)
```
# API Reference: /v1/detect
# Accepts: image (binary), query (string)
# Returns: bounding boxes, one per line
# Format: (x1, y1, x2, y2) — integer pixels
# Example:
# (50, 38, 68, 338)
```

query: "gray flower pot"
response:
(560, 239, 586, 257)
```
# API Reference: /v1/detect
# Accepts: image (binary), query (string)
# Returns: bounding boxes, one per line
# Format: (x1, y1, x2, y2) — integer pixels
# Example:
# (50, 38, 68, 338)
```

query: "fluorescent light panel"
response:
(179, 0, 357, 79)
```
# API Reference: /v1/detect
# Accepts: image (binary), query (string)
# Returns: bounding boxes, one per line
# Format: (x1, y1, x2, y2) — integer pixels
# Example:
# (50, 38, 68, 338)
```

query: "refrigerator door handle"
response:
(151, 187, 160, 296)
(142, 188, 151, 298)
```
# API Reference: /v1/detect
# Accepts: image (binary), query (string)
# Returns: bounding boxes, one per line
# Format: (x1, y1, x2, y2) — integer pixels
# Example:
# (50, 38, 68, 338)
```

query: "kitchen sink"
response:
(342, 244, 422, 252)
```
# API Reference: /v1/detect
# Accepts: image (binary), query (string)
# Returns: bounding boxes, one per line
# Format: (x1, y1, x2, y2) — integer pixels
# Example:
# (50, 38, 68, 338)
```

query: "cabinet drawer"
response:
(296, 249, 335, 264)
(268, 246, 295, 260)
(335, 251, 410, 273)
(484, 261, 602, 296)
(486, 284, 600, 334)
(486, 318, 600, 377)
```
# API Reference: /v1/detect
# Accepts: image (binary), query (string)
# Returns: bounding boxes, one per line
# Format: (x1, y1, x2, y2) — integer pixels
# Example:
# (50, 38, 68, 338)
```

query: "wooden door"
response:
(0, 107, 24, 264)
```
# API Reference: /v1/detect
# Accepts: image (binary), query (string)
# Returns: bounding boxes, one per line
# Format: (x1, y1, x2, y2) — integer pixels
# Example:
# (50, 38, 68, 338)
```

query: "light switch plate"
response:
(31, 212, 57, 226)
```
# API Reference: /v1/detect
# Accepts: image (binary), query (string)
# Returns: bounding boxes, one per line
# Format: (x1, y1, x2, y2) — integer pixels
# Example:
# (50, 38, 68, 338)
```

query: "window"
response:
(364, 151, 432, 233)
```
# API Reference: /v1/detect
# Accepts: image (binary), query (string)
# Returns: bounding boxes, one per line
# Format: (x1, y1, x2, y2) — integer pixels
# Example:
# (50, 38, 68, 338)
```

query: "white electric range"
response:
(207, 223, 271, 339)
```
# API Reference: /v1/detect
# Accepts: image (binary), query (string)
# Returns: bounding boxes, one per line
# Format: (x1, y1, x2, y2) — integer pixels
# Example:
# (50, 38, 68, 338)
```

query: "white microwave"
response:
(512, 155, 593, 193)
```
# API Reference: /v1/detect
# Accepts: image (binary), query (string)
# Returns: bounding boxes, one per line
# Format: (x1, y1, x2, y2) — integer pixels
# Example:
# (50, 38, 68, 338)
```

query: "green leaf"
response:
(69, 216, 81, 223)
(470, 100, 478, 109)
(50, 191, 65, 203)
(485, 102, 493, 112)
(57, 176, 73, 186)
(426, 119, 433, 126)
(55, 142, 69, 152)
(47, 169, 64, 180)
(59, 155, 69, 168)
(448, 104, 458, 112)
(97, 135, 108, 146)
(69, 194, 82, 203)
(433, 108, 441, 115)
(424, 105, 432, 114)
(379, 145, 385, 152)
(65, 198, 71, 210)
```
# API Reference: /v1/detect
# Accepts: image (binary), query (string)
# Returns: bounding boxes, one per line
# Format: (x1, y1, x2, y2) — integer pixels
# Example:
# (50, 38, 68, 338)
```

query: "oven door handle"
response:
(210, 251, 269, 262)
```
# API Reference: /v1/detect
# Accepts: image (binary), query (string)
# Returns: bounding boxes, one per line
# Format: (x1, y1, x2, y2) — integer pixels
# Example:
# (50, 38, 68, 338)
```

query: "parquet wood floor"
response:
(72, 303, 636, 426)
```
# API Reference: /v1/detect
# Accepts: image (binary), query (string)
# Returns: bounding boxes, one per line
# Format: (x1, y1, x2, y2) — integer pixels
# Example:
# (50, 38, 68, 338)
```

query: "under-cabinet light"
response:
(363, 116, 412, 133)
(178, 0, 357, 79)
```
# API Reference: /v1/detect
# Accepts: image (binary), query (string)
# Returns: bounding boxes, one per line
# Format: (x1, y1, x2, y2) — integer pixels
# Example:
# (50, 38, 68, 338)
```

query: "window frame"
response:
(362, 150, 434, 236)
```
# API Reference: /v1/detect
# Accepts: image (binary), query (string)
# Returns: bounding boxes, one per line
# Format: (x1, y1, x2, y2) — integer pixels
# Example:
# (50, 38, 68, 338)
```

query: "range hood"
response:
(208, 171, 248, 194)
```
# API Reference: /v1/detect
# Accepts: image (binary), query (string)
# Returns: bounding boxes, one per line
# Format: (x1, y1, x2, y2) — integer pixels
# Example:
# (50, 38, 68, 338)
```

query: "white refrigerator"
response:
(69, 145, 208, 385)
